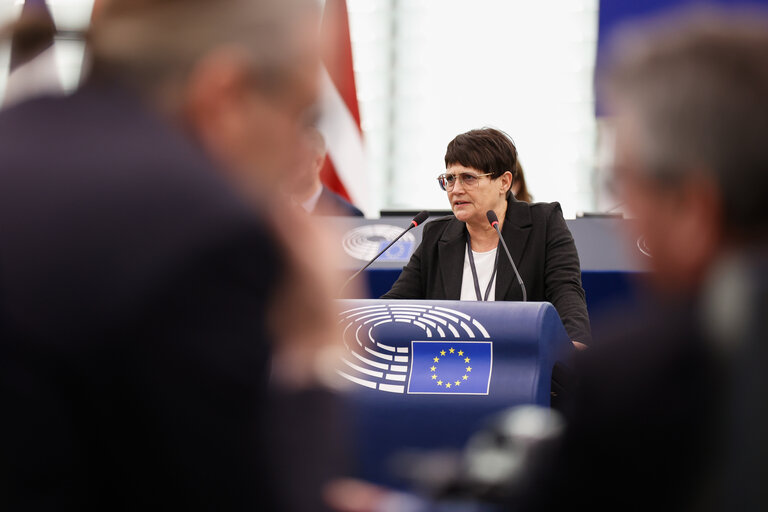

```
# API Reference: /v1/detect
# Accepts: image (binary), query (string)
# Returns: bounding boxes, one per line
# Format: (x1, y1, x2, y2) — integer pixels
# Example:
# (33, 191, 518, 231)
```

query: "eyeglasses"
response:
(437, 172, 494, 191)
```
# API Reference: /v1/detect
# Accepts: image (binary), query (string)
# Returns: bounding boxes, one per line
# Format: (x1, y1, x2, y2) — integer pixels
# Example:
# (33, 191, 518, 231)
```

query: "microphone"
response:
(341, 211, 429, 292)
(486, 210, 527, 301)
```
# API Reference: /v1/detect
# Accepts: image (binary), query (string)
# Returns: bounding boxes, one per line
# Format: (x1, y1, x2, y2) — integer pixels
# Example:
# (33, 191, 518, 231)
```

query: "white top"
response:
(460, 246, 498, 301)
(300, 185, 323, 214)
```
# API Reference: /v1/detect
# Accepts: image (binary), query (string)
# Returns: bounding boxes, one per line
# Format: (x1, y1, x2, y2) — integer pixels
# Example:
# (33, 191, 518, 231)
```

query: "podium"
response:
(335, 299, 574, 485)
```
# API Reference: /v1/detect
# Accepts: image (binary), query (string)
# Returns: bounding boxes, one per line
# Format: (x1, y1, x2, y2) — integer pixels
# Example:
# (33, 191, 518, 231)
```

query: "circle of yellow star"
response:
(431, 347, 475, 391)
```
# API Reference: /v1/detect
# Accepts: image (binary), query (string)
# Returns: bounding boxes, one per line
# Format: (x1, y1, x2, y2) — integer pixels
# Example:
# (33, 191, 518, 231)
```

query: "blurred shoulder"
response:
(0, 93, 71, 140)
(315, 187, 364, 217)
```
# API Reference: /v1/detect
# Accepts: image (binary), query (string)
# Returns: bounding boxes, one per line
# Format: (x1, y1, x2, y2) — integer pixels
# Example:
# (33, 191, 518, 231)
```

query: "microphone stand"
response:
(487, 211, 527, 302)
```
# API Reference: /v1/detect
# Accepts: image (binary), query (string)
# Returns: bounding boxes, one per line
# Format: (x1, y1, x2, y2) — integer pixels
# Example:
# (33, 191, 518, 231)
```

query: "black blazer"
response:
(314, 186, 364, 217)
(382, 197, 592, 344)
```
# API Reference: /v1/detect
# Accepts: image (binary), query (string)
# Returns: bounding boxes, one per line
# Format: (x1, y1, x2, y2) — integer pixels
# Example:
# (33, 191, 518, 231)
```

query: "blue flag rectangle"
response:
(407, 341, 492, 395)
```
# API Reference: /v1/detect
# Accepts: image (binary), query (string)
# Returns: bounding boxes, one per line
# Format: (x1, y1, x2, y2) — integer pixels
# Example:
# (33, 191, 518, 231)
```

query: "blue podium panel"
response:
(335, 299, 573, 486)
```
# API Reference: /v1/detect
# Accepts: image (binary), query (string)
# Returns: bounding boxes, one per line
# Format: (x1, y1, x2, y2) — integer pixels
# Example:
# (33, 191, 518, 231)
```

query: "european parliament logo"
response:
(342, 224, 417, 262)
(407, 341, 492, 395)
(336, 303, 493, 396)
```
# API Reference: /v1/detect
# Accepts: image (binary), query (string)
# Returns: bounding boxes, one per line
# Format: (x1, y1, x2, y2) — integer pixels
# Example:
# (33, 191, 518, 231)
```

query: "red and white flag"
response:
(318, 0, 369, 216)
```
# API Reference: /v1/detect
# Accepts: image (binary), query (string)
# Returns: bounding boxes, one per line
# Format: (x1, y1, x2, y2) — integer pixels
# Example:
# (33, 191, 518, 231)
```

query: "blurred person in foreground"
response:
(287, 126, 364, 216)
(0, 0, 348, 510)
(515, 8, 768, 511)
(382, 128, 591, 346)
(328, 8, 768, 512)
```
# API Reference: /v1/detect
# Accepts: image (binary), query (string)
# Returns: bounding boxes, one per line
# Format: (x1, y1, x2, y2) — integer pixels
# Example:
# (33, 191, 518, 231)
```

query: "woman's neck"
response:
(466, 201, 506, 252)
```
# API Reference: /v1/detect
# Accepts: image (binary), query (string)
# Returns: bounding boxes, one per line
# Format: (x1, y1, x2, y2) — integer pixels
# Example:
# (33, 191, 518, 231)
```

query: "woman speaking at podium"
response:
(382, 128, 591, 346)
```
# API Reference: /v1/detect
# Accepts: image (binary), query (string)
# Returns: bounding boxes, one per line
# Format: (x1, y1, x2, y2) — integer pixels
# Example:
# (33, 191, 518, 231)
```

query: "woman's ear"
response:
(500, 171, 513, 195)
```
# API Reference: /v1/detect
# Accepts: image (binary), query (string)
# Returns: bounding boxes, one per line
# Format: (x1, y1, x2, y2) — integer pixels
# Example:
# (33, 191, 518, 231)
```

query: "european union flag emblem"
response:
(407, 341, 493, 395)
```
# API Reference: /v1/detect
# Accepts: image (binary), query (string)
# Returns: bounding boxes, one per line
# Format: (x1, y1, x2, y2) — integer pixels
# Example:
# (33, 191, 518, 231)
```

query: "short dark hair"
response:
(444, 128, 519, 181)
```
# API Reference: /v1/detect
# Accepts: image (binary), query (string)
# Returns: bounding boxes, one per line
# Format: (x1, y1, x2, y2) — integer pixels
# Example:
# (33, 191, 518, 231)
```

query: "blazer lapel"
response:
(495, 197, 532, 301)
(437, 218, 466, 300)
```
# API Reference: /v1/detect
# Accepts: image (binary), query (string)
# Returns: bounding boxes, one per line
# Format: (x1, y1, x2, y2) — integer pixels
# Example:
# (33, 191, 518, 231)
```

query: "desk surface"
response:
(329, 216, 649, 272)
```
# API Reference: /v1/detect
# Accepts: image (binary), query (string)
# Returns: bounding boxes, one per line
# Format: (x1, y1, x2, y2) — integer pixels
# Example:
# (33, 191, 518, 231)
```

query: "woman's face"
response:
(445, 164, 509, 224)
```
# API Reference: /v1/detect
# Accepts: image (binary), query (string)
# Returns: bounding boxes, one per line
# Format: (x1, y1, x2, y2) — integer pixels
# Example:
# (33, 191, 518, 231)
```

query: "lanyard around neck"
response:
(466, 233, 500, 301)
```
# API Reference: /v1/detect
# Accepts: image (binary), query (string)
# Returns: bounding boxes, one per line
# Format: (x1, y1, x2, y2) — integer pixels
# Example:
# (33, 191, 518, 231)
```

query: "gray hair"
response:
(602, 8, 768, 233)
(88, 0, 319, 108)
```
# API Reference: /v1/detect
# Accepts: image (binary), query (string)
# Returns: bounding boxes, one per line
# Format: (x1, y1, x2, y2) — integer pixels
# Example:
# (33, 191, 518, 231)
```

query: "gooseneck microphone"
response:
(486, 210, 527, 301)
(341, 211, 429, 292)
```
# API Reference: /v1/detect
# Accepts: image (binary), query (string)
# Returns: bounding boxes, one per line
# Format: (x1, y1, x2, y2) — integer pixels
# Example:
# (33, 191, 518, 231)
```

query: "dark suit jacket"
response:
(382, 197, 591, 344)
(313, 186, 364, 217)
(0, 82, 283, 509)
(516, 252, 768, 511)
(515, 298, 723, 512)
